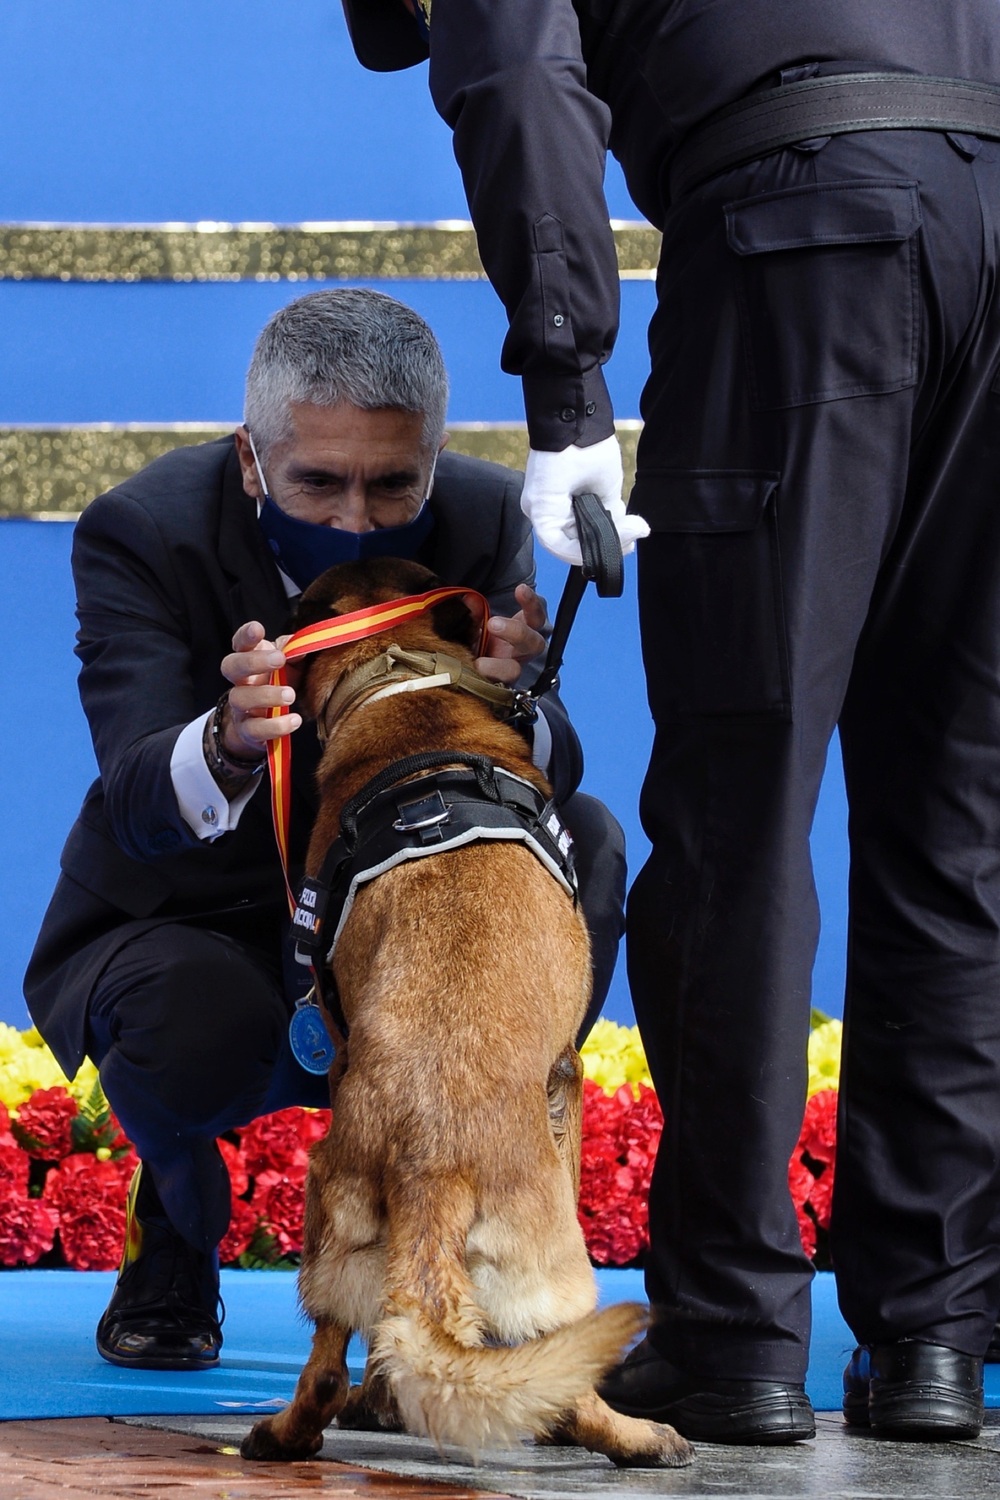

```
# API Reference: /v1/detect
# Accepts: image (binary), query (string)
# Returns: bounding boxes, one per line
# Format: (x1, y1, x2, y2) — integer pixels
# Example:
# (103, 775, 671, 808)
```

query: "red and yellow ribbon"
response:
(267, 586, 489, 908)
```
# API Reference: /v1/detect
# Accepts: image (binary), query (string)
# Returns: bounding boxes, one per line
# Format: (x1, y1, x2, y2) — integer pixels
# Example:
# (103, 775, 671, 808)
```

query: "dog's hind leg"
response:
(337, 1357, 405, 1432)
(551, 1388, 694, 1469)
(241, 1319, 352, 1462)
(547, 1046, 583, 1199)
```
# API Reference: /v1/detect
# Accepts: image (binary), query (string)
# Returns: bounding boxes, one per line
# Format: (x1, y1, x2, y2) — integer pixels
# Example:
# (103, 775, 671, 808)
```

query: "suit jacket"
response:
(25, 438, 583, 1076)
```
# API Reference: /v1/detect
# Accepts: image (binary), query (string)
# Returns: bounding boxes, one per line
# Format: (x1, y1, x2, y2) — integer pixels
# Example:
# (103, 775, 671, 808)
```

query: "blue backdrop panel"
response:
(0, 0, 638, 225)
(0, 280, 657, 426)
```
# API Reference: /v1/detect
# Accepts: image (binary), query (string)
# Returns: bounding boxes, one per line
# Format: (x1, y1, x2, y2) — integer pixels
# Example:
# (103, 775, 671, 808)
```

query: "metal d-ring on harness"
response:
(287, 493, 624, 1070)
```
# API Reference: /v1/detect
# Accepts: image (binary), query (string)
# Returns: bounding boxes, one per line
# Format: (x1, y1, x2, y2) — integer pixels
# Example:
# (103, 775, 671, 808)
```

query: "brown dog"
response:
(241, 558, 692, 1469)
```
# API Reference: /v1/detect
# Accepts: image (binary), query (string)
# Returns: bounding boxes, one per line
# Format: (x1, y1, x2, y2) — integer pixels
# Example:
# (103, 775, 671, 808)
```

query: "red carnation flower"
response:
(582, 1079, 629, 1140)
(0, 1142, 30, 1195)
(13, 1086, 78, 1160)
(800, 1089, 838, 1168)
(252, 1167, 307, 1255)
(578, 1080, 664, 1267)
(219, 1197, 260, 1265)
(237, 1107, 328, 1177)
(218, 1136, 250, 1199)
(57, 1203, 128, 1272)
(788, 1154, 818, 1260)
(581, 1201, 649, 1267)
(0, 1180, 58, 1266)
(0, 1102, 16, 1146)
(807, 1163, 834, 1230)
(579, 1136, 628, 1215)
(620, 1082, 663, 1134)
(43, 1153, 133, 1271)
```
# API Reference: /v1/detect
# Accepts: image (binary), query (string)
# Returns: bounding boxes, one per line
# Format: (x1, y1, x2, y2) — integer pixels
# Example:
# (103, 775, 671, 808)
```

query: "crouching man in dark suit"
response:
(24, 288, 625, 1370)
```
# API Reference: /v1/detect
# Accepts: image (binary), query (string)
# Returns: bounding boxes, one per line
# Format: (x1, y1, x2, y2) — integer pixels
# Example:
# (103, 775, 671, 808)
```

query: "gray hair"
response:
(244, 288, 449, 458)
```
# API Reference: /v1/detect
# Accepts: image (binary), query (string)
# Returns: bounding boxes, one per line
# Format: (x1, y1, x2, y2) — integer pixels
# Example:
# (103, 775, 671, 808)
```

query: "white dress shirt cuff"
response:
(170, 710, 262, 841)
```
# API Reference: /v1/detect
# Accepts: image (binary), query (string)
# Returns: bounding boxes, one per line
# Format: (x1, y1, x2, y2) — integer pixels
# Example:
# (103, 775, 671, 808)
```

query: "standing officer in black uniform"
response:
(342, 0, 1000, 1446)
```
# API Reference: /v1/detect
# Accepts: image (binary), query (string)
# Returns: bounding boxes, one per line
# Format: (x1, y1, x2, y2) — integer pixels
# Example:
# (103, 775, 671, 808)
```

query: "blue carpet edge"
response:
(0, 1269, 996, 1420)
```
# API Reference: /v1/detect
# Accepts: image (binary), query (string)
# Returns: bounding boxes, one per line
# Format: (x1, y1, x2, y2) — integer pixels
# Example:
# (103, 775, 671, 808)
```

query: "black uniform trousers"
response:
(85, 790, 624, 1251)
(627, 127, 1000, 1381)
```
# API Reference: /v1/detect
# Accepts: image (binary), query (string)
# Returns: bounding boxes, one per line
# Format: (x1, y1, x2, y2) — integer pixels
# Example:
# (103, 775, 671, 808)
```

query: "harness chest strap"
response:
(291, 759, 579, 972)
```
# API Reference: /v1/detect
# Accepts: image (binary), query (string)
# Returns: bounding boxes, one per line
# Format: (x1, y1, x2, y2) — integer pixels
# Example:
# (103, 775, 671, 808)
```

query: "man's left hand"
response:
(475, 584, 546, 684)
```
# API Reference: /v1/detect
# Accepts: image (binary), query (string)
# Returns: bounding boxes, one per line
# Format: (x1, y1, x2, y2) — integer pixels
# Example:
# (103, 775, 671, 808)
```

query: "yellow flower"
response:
(579, 1012, 842, 1101)
(0, 1024, 99, 1110)
(807, 1017, 842, 1097)
(580, 1020, 652, 1096)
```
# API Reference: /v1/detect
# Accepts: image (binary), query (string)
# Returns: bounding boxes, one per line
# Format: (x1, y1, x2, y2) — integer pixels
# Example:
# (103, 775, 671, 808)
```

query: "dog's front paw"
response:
(240, 1417, 324, 1463)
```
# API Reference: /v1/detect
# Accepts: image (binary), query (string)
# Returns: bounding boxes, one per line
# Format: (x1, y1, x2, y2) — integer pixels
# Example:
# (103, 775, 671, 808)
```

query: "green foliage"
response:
(70, 1077, 131, 1159)
(237, 1223, 299, 1272)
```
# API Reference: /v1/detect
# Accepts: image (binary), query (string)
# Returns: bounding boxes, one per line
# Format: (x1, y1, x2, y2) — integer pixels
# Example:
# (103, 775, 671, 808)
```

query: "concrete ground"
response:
(6, 1409, 995, 1500)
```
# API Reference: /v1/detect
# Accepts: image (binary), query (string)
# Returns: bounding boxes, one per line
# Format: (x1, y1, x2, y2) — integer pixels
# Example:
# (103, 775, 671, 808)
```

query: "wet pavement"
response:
(4, 1410, 998, 1500)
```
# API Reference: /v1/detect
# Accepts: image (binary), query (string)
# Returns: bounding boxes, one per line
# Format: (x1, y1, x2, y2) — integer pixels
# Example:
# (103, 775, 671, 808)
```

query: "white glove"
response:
(521, 435, 650, 566)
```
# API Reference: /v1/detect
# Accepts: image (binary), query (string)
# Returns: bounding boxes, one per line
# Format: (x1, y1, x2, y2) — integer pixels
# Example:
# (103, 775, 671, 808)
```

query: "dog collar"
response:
(315, 643, 526, 745)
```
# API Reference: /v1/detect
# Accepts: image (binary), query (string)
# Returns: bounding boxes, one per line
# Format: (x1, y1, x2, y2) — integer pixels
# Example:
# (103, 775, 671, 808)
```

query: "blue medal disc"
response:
(289, 1000, 337, 1075)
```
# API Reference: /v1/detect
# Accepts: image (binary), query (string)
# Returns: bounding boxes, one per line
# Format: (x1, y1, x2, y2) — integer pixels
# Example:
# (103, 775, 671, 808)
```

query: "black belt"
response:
(668, 72, 1000, 202)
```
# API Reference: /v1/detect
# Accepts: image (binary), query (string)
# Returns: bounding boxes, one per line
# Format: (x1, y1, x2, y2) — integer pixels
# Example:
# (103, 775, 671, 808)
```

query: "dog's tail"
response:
(371, 1181, 645, 1454)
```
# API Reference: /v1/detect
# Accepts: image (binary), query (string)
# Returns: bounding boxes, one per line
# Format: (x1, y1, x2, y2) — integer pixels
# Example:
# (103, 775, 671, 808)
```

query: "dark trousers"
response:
(86, 790, 624, 1251)
(628, 128, 1000, 1379)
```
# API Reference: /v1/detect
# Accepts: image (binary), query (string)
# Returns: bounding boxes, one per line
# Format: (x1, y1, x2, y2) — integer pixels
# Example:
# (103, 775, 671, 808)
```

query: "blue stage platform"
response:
(8, 1268, 989, 1423)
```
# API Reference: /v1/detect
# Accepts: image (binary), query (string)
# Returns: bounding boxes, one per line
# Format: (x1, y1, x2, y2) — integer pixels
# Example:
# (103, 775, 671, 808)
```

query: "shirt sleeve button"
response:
(553, 313, 565, 327)
(585, 401, 597, 416)
(560, 407, 577, 422)
(201, 806, 219, 826)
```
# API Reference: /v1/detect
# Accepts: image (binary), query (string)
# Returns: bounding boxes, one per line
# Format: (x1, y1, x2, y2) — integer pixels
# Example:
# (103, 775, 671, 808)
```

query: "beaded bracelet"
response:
(204, 692, 266, 780)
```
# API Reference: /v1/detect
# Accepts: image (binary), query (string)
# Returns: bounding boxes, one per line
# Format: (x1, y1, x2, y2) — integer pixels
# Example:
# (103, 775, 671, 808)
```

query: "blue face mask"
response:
(257, 493, 435, 591)
(249, 432, 436, 591)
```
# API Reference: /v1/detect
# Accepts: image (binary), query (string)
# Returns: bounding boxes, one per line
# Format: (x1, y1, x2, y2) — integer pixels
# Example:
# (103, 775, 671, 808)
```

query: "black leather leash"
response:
(668, 72, 1000, 202)
(530, 491, 624, 706)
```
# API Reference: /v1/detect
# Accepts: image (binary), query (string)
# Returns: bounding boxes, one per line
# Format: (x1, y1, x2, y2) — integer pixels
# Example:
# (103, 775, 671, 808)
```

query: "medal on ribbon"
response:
(289, 992, 337, 1076)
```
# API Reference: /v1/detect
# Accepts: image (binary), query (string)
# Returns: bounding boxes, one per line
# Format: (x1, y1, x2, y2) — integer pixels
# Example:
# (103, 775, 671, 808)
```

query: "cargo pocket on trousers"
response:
(726, 179, 921, 410)
(631, 469, 788, 718)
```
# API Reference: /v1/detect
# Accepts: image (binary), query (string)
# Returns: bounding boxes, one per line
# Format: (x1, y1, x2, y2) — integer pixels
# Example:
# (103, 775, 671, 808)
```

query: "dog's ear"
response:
(292, 593, 343, 632)
(431, 592, 481, 652)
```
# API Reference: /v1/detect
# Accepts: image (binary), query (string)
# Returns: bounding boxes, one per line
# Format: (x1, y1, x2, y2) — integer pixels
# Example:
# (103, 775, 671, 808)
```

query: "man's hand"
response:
(521, 434, 650, 566)
(474, 584, 546, 685)
(218, 621, 301, 759)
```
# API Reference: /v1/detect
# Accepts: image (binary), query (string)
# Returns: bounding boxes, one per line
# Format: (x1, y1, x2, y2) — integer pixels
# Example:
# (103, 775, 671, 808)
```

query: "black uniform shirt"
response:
(424, 0, 1000, 450)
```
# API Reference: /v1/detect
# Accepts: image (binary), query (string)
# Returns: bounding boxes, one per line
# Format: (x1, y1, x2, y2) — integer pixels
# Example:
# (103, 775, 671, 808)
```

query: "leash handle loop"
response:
(574, 491, 624, 599)
(530, 492, 624, 704)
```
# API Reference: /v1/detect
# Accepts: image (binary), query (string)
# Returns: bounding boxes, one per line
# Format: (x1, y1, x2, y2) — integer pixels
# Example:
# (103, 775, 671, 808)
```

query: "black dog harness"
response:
(291, 751, 578, 1010)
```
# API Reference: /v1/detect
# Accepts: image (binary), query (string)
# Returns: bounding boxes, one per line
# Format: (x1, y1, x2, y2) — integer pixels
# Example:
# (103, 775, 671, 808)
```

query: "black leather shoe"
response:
(843, 1341, 983, 1440)
(599, 1336, 815, 1444)
(96, 1164, 224, 1371)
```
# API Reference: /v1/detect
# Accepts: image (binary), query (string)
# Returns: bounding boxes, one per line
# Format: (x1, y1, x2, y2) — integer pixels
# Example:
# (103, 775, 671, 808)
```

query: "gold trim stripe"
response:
(0, 222, 659, 284)
(0, 423, 642, 518)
